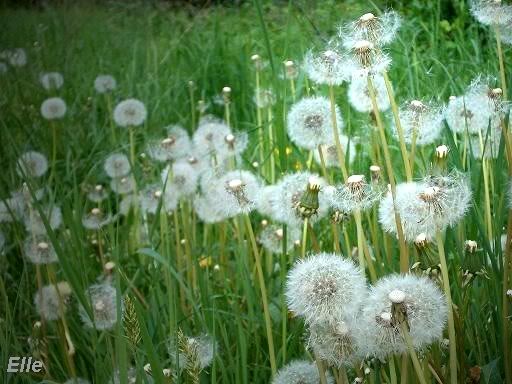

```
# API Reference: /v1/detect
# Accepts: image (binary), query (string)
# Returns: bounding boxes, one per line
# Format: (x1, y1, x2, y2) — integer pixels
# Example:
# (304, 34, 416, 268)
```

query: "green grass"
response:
(0, 0, 511, 383)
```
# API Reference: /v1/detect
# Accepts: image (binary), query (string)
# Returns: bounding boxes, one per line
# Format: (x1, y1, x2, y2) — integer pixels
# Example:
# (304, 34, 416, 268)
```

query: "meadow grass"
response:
(0, 0, 510, 383)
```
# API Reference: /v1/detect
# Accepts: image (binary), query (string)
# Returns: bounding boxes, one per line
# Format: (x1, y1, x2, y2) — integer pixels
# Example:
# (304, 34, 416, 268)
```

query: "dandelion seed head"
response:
(86, 184, 109, 203)
(470, 0, 512, 25)
(17, 151, 48, 178)
(40, 72, 64, 90)
(110, 175, 136, 195)
(82, 208, 112, 230)
(104, 153, 131, 178)
(79, 283, 119, 330)
(34, 282, 71, 321)
(331, 174, 383, 213)
(119, 194, 137, 216)
(217, 131, 249, 161)
(41, 97, 67, 120)
(253, 89, 276, 108)
(272, 360, 334, 384)
(193, 116, 232, 157)
(392, 101, 445, 146)
(356, 274, 447, 358)
(94, 74, 117, 93)
(147, 125, 191, 162)
(168, 334, 216, 371)
(23, 235, 58, 264)
(304, 47, 351, 86)
(259, 224, 300, 254)
(287, 96, 344, 150)
(162, 161, 198, 197)
(193, 193, 228, 223)
(307, 321, 359, 367)
(286, 252, 368, 326)
(341, 11, 401, 49)
(113, 98, 147, 127)
(348, 72, 390, 112)
(140, 183, 174, 215)
(7, 48, 27, 67)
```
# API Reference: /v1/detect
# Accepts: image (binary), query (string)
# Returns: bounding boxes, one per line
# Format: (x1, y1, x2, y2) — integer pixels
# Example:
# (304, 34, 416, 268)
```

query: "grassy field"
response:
(0, 0, 511, 383)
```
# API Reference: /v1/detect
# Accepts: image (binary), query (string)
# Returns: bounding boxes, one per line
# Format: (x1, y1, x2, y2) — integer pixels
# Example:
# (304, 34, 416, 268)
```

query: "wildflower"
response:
(110, 175, 136, 195)
(356, 274, 447, 358)
(86, 184, 109, 203)
(303, 46, 351, 86)
(39, 72, 64, 90)
(379, 172, 472, 241)
(113, 98, 147, 127)
(331, 174, 383, 213)
(192, 116, 231, 157)
(307, 321, 358, 367)
(253, 89, 276, 108)
(17, 151, 49, 178)
(314, 134, 356, 168)
(272, 360, 334, 384)
(268, 172, 332, 227)
(470, 0, 512, 25)
(82, 208, 112, 230)
(348, 72, 390, 112)
(391, 100, 445, 146)
(94, 74, 116, 93)
(24, 205, 63, 235)
(79, 283, 119, 330)
(41, 97, 67, 120)
(147, 125, 192, 162)
(259, 224, 301, 254)
(286, 252, 367, 326)
(7, 48, 27, 67)
(34, 282, 72, 321)
(211, 170, 262, 217)
(340, 11, 401, 49)
(23, 236, 58, 264)
(104, 153, 131, 178)
(287, 96, 344, 150)
(162, 161, 198, 197)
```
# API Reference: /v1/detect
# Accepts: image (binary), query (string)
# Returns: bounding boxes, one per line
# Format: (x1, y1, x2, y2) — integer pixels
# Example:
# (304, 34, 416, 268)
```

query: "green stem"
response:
(328, 85, 348, 181)
(301, 218, 308, 259)
(401, 323, 427, 384)
(436, 230, 458, 384)
(495, 26, 508, 100)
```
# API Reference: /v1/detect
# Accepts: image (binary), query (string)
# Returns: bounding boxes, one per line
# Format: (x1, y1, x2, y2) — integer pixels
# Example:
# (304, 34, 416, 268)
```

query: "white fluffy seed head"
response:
(304, 47, 351, 86)
(341, 10, 401, 49)
(41, 97, 67, 120)
(286, 252, 368, 326)
(287, 96, 344, 150)
(17, 151, 48, 178)
(272, 360, 334, 384)
(470, 0, 512, 25)
(113, 98, 147, 127)
(79, 283, 118, 330)
(314, 134, 356, 169)
(40, 71, 64, 90)
(94, 74, 116, 93)
(392, 101, 445, 146)
(348, 72, 390, 112)
(34, 282, 71, 321)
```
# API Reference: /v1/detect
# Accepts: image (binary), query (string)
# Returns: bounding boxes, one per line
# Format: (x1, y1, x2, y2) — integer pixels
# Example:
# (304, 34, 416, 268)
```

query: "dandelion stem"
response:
(243, 214, 276, 375)
(478, 130, 494, 243)
(315, 356, 328, 384)
(367, 76, 409, 272)
(268, 106, 276, 183)
(301, 218, 308, 259)
(502, 209, 512, 384)
(129, 127, 136, 167)
(401, 323, 427, 384)
(436, 230, 458, 384)
(255, 69, 265, 175)
(353, 209, 366, 272)
(329, 85, 348, 181)
(389, 356, 398, 384)
(383, 71, 412, 181)
(495, 26, 508, 100)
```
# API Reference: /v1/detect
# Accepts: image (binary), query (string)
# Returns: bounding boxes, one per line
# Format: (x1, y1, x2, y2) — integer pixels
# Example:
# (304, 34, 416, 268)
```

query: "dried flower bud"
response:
(436, 145, 449, 159)
(465, 240, 478, 253)
(414, 233, 428, 249)
(296, 181, 321, 219)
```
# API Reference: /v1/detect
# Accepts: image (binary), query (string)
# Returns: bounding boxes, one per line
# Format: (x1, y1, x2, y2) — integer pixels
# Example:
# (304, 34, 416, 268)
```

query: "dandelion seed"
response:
(259, 224, 301, 254)
(147, 125, 192, 162)
(391, 100, 445, 146)
(470, 127, 502, 159)
(168, 334, 216, 371)
(211, 170, 262, 217)
(104, 153, 131, 178)
(193, 193, 228, 223)
(113, 98, 147, 127)
(304, 46, 351, 86)
(307, 321, 358, 367)
(286, 252, 367, 326)
(331, 174, 383, 213)
(110, 175, 136, 195)
(217, 131, 249, 161)
(347, 39, 391, 75)
(94, 74, 117, 93)
(23, 236, 58, 264)
(162, 161, 198, 197)
(283, 60, 299, 80)
(79, 283, 119, 330)
(193, 116, 232, 157)
(109, 366, 150, 384)
(499, 23, 512, 45)
(470, 0, 512, 25)
(272, 360, 334, 384)
(287, 96, 344, 150)
(348, 72, 390, 112)
(340, 11, 401, 49)
(119, 194, 138, 216)
(41, 97, 67, 120)
(24, 205, 63, 236)
(356, 274, 447, 359)
(17, 151, 49, 178)
(39, 72, 64, 90)
(314, 134, 356, 168)
(82, 208, 112, 230)
(34, 282, 72, 321)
